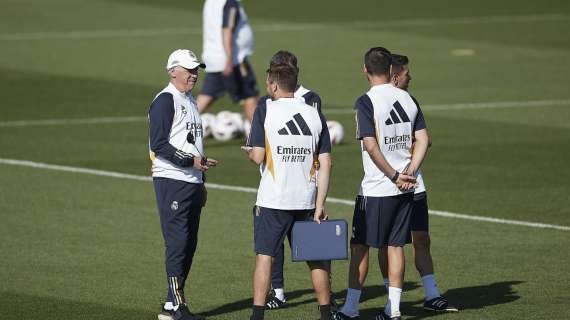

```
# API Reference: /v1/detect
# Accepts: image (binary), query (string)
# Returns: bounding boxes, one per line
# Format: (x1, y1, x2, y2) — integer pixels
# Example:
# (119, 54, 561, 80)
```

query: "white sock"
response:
(385, 287, 402, 317)
(340, 288, 361, 317)
(164, 302, 174, 310)
(274, 288, 286, 301)
(421, 274, 441, 301)
(383, 278, 390, 291)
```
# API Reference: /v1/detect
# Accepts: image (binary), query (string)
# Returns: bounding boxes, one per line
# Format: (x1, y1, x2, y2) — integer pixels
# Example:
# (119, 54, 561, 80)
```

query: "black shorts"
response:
(350, 193, 413, 248)
(253, 206, 313, 257)
(411, 192, 429, 232)
(200, 59, 259, 102)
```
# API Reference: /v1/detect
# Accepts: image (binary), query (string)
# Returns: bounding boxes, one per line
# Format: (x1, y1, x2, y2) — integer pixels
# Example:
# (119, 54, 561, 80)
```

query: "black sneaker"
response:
(265, 295, 287, 309)
(172, 304, 204, 320)
(374, 311, 401, 320)
(158, 305, 175, 320)
(333, 311, 360, 319)
(423, 296, 459, 312)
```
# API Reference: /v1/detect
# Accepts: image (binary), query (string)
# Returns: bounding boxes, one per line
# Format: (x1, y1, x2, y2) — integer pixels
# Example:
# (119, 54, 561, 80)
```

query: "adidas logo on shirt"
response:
(385, 101, 410, 125)
(278, 113, 312, 136)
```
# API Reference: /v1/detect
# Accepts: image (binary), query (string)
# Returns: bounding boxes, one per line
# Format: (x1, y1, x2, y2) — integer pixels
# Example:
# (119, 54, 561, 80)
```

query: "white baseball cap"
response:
(166, 49, 206, 70)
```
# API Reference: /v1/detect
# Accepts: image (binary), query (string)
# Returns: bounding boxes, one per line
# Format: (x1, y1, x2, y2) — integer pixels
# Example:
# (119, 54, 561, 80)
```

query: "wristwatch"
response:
(390, 171, 399, 183)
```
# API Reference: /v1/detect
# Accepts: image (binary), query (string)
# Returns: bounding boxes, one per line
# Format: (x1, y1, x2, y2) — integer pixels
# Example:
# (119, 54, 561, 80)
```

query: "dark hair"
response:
(266, 63, 298, 92)
(390, 54, 409, 76)
(270, 50, 298, 69)
(364, 47, 392, 76)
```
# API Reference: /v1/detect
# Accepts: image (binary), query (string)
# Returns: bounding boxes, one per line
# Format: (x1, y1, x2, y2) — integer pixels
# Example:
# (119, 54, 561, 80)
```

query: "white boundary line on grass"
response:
(1, 98, 568, 128)
(0, 13, 567, 41)
(326, 98, 570, 115)
(1, 158, 568, 232)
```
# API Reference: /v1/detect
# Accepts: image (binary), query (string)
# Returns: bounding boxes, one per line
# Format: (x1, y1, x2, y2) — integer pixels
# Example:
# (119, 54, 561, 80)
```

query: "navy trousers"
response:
(153, 177, 204, 305)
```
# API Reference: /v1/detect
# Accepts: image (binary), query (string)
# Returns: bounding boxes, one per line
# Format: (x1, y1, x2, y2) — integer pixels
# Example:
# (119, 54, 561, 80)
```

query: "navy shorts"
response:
(411, 192, 429, 232)
(351, 193, 413, 248)
(200, 59, 259, 102)
(253, 206, 313, 257)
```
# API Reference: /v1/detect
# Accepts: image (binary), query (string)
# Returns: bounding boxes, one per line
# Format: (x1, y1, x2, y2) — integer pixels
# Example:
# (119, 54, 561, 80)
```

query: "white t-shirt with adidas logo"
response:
(248, 97, 331, 210)
(355, 84, 423, 197)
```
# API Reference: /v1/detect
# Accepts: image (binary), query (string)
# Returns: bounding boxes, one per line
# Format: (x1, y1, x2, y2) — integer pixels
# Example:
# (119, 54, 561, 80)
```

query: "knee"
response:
(350, 244, 369, 257)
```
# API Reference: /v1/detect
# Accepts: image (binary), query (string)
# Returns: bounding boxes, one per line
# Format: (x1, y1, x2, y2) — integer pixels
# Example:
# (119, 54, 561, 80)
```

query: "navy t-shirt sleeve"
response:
(317, 111, 332, 154)
(148, 93, 178, 160)
(411, 95, 427, 131)
(222, 0, 240, 28)
(247, 97, 267, 148)
(354, 95, 376, 140)
(303, 91, 322, 113)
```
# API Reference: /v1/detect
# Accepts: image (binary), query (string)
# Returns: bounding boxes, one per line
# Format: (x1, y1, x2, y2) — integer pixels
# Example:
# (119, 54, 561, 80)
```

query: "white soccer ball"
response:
(212, 111, 242, 141)
(200, 113, 216, 139)
(327, 120, 344, 145)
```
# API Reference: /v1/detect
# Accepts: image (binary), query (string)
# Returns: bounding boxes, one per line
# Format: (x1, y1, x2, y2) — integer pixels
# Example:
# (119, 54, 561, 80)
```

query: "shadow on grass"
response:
(200, 282, 420, 317)
(0, 291, 154, 320)
(358, 281, 523, 319)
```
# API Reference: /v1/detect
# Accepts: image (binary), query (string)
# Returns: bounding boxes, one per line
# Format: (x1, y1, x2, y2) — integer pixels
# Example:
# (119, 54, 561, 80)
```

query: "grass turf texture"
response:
(1, 0, 570, 319)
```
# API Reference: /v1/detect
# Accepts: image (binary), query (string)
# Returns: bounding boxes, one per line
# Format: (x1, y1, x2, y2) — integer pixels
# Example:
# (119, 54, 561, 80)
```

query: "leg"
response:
(382, 193, 413, 318)
(196, 94, 216, 114)
(307, 261, 331, 305)
(251, 207, 294, 319)
(253, 254, 273, 306)
(242, 96, 258, 122)
(338, 244, 369, 317)
(154, 178, 195, 307)
(197, 72, 225, 114)
(378, 248, 389, 290)
(339, 196, 372, 318)
(387, 246, 405, 289)
(308, 261, 333, 320)
(271, 243, 285, 291)
(348, 244, 370, 289)
(266, 243, 287, 309)
(412, 231, 434, 276)
(231, 59, 259, 122)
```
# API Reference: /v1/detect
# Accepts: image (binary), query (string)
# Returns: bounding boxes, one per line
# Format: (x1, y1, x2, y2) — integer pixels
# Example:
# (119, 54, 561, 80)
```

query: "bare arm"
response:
(408, 129, 429, 175)
(221, 5, 237, 76)
(314, 153, 331, 223)
(222, 28, 233, 75)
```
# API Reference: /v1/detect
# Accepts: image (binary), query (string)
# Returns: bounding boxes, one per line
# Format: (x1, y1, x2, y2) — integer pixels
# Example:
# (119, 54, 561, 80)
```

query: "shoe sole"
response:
(158, 314, 174, 320)
(423, 306, 459, 312)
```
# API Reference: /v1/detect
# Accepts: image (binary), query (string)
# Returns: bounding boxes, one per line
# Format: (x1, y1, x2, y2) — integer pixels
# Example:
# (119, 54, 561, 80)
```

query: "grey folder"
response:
(291, 219, 348, 262)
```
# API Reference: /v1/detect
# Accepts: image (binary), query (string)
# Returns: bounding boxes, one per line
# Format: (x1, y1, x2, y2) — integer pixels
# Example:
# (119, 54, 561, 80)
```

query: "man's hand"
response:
(313, 206, 328, 224)
(193, 157, 218, 171)
(241, 146, 252, 155)
(222, 60, 233, 76)
(396, 173, 416, 191)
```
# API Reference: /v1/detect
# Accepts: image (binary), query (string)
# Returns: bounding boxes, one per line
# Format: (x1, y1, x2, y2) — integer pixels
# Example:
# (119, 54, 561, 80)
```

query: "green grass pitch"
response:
(1, 0, 569, 319)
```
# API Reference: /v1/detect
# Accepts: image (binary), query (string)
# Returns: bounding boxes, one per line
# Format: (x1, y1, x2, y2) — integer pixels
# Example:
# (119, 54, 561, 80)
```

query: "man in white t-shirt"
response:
(148, 49, 218, 320)
(244, 62, 334, 320)
(337, 47, 429, 320)
(376, 53, 458, 313)
(198, 0, 259, 122)
(253, 50, 337, 311)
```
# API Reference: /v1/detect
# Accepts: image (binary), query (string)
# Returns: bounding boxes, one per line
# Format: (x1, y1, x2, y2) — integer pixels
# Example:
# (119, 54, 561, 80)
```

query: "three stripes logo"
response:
(278, 113, 312, 136)
(385, 101, 410, 125)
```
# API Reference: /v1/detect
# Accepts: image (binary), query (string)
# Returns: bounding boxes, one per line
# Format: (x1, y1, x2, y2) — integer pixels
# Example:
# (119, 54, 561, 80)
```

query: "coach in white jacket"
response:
(148, 49, 218, 320)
